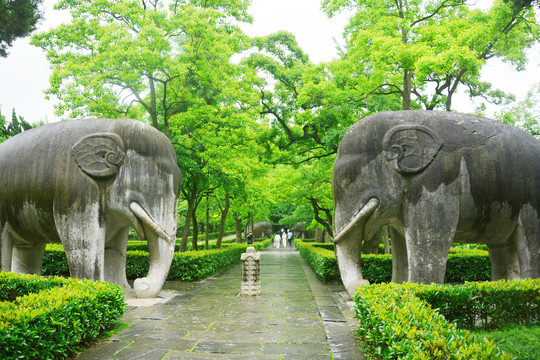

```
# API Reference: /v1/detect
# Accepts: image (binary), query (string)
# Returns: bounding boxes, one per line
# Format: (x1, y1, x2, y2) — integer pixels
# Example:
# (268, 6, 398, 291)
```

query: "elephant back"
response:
(346, 111, 540, 219)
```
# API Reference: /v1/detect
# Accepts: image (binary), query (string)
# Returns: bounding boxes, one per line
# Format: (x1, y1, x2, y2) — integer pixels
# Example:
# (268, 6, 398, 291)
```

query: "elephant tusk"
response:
(129, 202, 172, 242)
(334, 197, 379, 244)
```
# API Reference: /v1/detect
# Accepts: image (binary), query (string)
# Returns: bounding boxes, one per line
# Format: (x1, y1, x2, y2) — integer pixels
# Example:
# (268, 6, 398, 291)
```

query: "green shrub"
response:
(295, 240, 340, 282)
(445, 249, 491, 282)
(0, 273, 125, 360)
(354, 282, 515, 359)
(410, 279, 540, 329)
(362, 254, 393, 283)
(311, 243, 335, 251)
(42, 245, 70, 277)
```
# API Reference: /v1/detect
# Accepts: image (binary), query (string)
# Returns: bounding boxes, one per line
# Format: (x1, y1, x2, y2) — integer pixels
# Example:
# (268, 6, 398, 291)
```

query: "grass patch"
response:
(475, 324, 540, 360)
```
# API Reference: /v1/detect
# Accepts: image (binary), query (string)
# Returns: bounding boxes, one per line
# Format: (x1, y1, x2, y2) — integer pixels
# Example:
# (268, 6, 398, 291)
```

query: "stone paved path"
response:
(75, 248, 365, 360)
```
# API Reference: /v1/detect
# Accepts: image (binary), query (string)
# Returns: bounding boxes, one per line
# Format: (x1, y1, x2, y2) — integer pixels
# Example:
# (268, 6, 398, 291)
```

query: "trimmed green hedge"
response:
(296, 240, 340, 281)
(311, 243, 335, 250)
(295, 240, 491, 283)
(43, 240, 273, 281)
(125, 237, 238, 252)
(0, 272, 125, 360)
(410, 280, 540, 329)
(354, 280, 539, 359)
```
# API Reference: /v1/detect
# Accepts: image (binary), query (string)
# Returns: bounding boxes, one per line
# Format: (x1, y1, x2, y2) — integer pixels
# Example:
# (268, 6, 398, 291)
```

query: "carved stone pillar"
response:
(241, 247, 261, 296)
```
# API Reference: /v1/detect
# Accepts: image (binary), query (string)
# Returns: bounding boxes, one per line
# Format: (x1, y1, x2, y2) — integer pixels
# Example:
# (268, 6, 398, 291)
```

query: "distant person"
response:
(274, 233, 281, 248)
(287, 229, 293, 246)
(247, 231, 254, 245)
(281, 230, 287, 248)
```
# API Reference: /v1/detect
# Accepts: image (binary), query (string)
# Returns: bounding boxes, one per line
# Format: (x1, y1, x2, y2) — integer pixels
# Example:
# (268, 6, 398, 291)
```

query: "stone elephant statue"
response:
(293, 222, 306, 239)
(333, 111, 540, 296)
(248, 222, 273, 239)
(0, 119, 181, 298)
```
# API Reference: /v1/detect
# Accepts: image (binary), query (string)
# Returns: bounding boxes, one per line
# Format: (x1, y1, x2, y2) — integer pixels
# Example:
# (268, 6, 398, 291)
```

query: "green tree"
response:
(0, 108, 34, 143)
(496, 83, 540, 137)
(322, 0, 540, 111)
(0, 0, 43, 57)
(245, 32, 356, 165)
(169, 66, 267, 250)
(32, 0, 252, 135)
(0, 110, 6, 143)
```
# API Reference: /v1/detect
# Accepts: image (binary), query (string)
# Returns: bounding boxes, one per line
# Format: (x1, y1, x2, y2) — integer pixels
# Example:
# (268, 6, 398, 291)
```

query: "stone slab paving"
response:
(75, 248, 365, 360)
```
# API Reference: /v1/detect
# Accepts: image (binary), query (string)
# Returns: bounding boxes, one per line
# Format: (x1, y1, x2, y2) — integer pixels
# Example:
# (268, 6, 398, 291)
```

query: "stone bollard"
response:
(240, 246, 261, 296)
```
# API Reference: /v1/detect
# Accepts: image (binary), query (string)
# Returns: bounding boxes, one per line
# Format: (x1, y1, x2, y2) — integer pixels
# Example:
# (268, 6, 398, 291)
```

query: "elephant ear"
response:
(383, 125, 442, 174)
(72, 133, 126, 178)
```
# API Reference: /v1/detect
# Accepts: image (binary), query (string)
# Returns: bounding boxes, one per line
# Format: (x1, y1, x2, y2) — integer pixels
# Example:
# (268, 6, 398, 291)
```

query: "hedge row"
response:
(295, 240, 491, 283)
(0, 273, 125, 360)
(124, 237, 238, 252)
(43, 240, 273, 281)
(354, 280, 539, 359)
(295, 240, 340, 281)
(409, 280, 540, 329)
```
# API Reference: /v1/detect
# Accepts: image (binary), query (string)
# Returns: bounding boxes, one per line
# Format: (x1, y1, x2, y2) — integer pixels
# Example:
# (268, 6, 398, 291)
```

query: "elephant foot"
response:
(134, 277, 161, 298)
(346, 278, 370, 299)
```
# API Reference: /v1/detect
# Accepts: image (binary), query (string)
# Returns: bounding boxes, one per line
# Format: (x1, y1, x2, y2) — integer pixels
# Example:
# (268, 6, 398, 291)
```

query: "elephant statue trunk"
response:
(133, 232, 176, 299)
(130, 202, 176, 298)
(334, 197, 379, 244)
(334, 198, 380, 295)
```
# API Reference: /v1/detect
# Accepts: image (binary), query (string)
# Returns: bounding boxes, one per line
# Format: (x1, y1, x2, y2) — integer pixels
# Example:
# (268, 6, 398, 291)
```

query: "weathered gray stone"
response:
(333, 110, 540, 296)
(247, 222, 273, 239)
(241, 246, 261, 296)
(0, 119, 181, 298)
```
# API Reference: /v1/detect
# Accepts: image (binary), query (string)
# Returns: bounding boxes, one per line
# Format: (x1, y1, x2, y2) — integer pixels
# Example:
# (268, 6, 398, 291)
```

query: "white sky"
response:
(0, 0, 538, 123)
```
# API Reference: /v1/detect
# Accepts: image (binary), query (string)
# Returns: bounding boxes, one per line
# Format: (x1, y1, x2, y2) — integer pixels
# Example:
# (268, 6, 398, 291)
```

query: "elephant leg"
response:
(1, 224, 13, 272)
(56, 212, 105, 281)
(515, 206, 540, 279)
(487, 242, 520, 280)
(12, 242, 46, 274)
(104, 227, 130, 289)
(335, 238, 369, 298)
(404, 187, 459, 284)
(389, 227, 408, 283)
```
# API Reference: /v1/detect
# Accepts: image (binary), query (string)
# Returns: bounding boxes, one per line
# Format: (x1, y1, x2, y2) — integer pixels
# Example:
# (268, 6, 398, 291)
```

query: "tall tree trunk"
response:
(309, 197, 333, 238)
(180, 183, 198, 252)
(215, 193, 230, 249)
(403, 69, 412, 110)
(233, 211, 243, 243)
(192, 211, 199, 251)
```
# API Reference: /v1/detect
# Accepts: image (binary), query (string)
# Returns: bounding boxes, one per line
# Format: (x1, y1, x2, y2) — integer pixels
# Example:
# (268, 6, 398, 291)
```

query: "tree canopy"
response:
(322, 0, 540, 111)
(27, 0, 540, 244)
(32, 0, 253, 135)
(0, 0, 43, 57)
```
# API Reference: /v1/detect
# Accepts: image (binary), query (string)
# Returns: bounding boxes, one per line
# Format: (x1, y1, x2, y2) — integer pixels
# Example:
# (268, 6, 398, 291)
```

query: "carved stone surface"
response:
(247, 222, 273, 239)
(0, 119, 181, 298)
(333, 110, 540, 297)
(241, 247, 261, 296)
